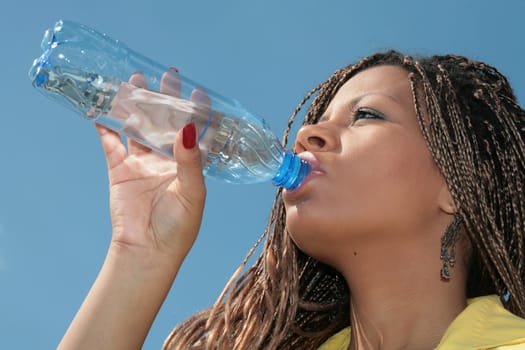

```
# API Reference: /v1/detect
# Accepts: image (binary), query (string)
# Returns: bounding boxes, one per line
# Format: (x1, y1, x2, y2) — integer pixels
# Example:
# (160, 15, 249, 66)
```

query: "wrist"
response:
(107, 239, 185, 279)
(58, 239, 183, 350)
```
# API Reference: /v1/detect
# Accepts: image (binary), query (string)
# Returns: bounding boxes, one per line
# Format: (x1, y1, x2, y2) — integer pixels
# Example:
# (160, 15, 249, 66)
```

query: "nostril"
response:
(307, 136, 326, 148)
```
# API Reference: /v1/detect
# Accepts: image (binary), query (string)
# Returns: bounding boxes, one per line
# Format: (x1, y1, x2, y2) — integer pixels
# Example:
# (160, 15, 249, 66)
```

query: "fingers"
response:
(160, 68, 181, 97)
(118, 70, 211, 163)
(126, 72, 152, 156)
(172, 123, 205, 191)
(95, 123, 127, 170)
(128, 72, 148, 88)
(189, 88, 212, 141)
(190, 88, 211, 115)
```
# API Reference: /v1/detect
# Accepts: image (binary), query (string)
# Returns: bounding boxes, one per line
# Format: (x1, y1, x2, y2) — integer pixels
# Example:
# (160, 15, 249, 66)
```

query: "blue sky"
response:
(1, 0, 525, 348)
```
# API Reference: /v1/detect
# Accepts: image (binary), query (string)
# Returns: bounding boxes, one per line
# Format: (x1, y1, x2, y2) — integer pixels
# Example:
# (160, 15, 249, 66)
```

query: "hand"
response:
(96, 70, 207, 262)
(58, 70, 207, 350)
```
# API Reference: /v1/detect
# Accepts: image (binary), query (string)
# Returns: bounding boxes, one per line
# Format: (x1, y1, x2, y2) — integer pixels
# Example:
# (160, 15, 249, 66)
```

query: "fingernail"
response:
(182, 122, 196, 149)
(169, 67, 179, 73)
(132, 70, 143, 75)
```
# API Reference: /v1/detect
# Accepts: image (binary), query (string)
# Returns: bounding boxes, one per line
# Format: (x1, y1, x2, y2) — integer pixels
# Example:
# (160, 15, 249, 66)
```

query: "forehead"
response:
(331, 65, 413, 106)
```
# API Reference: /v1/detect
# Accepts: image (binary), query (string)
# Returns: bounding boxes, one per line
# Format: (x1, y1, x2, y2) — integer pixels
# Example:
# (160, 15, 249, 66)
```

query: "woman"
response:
(58, 51, 525, 349)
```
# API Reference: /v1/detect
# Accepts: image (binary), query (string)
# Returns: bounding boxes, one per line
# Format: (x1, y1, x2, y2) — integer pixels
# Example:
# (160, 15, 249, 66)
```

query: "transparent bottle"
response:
(28, 20, 311, 189)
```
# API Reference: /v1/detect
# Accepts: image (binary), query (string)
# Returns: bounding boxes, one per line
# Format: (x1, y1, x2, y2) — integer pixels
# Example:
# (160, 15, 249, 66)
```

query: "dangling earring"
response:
(440, 214, 462, 281)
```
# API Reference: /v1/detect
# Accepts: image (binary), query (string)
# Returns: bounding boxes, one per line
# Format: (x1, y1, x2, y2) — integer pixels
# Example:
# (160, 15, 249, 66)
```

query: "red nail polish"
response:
(169, 67, 179, 73)
(182, 123, 196, 149)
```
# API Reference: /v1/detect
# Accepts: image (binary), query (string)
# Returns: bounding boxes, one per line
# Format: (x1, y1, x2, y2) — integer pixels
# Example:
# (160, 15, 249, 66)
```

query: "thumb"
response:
(174, 122, 205, 186)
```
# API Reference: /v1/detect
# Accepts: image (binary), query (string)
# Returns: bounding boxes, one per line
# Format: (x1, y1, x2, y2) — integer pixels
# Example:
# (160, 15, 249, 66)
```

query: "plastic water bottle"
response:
(28, 20, 311, 189)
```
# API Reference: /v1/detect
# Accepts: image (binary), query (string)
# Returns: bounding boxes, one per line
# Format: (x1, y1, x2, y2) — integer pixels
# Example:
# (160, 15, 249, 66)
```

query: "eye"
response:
(352, 108, 386, 124)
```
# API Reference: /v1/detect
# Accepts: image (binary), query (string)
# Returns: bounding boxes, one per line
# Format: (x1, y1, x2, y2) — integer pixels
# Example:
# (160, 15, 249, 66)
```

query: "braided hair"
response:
(164, 51, 525, 349)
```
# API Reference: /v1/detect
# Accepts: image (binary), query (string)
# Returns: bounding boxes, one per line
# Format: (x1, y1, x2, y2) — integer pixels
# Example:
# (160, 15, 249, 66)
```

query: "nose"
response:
(293, 123, 339, 153)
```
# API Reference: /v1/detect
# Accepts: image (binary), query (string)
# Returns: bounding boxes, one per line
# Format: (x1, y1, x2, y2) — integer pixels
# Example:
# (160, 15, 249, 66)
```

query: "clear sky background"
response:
(1, 0, 524, 348)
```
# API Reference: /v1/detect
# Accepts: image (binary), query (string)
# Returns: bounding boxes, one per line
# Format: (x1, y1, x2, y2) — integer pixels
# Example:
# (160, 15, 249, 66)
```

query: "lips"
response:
(283, 151, 324, 196)
(297, 151, 323, 173)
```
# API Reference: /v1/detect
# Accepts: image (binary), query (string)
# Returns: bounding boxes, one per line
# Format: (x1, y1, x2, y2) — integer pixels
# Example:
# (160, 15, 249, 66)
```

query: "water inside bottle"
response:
(30, 60, 289, 184)
(107, 83, 284, 183)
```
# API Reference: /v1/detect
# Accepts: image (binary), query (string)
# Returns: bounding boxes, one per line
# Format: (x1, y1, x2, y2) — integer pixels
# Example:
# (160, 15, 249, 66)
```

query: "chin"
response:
(286, 215, 328, 261)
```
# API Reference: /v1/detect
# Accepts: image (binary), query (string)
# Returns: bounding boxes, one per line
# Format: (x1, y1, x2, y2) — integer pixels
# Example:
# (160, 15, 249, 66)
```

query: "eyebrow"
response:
(347, 92, 402, 110)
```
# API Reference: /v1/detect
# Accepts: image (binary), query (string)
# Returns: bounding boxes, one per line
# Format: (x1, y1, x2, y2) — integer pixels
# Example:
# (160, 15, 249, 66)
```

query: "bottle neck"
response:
(272, 151, 311, 190)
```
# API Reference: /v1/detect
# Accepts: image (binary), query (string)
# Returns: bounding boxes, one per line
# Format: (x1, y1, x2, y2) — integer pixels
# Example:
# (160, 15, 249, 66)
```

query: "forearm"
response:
(58, 243, 184, 350)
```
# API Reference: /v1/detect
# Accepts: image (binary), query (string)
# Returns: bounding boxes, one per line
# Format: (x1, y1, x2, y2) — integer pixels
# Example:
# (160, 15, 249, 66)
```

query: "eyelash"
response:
(317, 108, 386, 125)
(352, 108, 386, 124)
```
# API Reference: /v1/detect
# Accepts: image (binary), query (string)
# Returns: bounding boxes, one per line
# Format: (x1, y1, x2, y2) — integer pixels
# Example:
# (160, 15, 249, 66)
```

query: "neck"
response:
(340, 237, 467, 350)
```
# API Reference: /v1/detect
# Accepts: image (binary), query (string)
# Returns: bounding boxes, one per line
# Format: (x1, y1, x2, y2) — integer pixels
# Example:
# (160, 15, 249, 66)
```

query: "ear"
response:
(438, 181, 457, 215)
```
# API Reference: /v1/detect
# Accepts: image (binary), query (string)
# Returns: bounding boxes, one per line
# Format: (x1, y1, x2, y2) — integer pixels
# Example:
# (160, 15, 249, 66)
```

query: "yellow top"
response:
(318, 295, 525, 350)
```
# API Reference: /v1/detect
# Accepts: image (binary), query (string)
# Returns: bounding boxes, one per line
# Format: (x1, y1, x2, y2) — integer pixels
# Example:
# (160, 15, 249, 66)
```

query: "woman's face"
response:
(284, 65, 451, 267)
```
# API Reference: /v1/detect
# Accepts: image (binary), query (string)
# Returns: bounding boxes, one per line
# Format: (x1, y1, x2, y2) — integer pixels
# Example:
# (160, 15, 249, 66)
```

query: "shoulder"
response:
(318, 296, 525, 350)
(437, 295, 525, 349)
(317, 327, 350, 350)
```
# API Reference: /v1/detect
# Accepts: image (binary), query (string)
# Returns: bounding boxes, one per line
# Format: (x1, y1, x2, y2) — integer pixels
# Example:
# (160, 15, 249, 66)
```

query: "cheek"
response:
(332, 136, 441, 228)
(355, 140, 442, 223)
